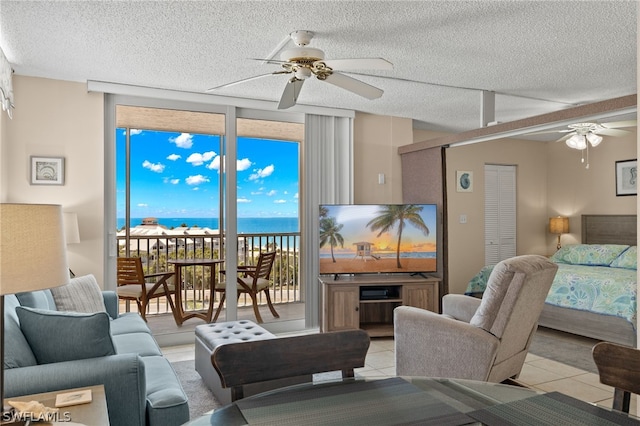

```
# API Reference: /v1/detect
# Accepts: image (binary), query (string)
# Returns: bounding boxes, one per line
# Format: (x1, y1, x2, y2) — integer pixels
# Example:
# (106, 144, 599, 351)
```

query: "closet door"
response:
(484, 164, 516, 265)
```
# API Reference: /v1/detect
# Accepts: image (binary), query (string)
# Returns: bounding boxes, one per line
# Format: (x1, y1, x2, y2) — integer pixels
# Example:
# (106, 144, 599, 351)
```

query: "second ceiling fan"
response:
(207, 30, 393, 109)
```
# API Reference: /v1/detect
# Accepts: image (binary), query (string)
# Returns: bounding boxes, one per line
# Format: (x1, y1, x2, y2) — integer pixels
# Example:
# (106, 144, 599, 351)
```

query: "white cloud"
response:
(294, 193, 299, 199)
(274, 199, 287, 204)
(249, 164, 274, 181)
(142, 160, 165, 173)
(208, 155, 221, 170)
(186, 175, 210, 185)
(167, 153, 181, 161)
(237, 158, 252, 171)
(187, 151, 216, 166)
(169, 133, 193, 149)
(266, 190, 277, 196)
(137, 203, 148, 207)
(131, 129, 142, 135)
(237, 198, 252, 203)
(170, 179, 180, 184)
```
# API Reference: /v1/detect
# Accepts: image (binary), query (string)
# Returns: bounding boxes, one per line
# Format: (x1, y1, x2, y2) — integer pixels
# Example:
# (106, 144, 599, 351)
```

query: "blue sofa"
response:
(3, 276, 189, 426)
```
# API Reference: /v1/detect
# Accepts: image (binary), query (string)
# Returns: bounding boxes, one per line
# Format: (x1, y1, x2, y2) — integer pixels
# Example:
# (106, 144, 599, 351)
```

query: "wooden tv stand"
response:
(320, 274, 440, 337)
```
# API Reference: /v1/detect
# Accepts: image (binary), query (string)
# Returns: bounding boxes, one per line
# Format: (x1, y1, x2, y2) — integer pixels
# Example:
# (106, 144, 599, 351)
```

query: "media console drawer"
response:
(320, 275, 440, 337)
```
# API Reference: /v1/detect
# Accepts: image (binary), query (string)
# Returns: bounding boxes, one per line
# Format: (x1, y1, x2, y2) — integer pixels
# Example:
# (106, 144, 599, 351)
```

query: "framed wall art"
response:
(456, 170, 473, 192)
(615, 159, 637, 196)
(31, 156, 65, 185)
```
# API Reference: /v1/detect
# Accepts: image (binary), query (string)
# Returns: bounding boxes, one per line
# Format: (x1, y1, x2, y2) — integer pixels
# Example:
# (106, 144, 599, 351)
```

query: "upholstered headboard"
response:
(581, 214, 637, 245)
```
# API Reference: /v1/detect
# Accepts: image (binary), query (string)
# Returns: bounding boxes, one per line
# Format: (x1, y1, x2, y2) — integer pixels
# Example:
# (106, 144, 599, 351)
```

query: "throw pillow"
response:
(50, 274, 106, 313)
(15, 306, 116, 365)
(610, 246, 638, 270)
(550, 244, 630, 266)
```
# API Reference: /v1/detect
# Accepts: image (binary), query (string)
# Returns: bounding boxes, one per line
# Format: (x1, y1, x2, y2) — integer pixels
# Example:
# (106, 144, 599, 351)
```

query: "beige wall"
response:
(546, 129, 637, 244)
(4, 76, 105, 284)
(446, 138, 548, 294)
(353, 112, 411, 203)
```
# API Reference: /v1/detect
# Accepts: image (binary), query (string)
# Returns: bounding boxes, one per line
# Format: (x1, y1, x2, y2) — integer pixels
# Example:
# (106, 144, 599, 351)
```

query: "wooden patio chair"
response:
(592, 341, 640, 413)
(116, 257, 178, 323)
(214, 251, 278, 323)
(212, 329, 371, 401)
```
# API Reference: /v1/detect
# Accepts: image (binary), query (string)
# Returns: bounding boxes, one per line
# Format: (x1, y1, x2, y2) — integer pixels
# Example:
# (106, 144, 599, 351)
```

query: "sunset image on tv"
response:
(319, 204, 437, 275)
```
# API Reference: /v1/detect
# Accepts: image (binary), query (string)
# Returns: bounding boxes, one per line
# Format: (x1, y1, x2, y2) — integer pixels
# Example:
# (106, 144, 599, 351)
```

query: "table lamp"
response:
(0, 204, 70, 421)
(549, 216, 570, 251)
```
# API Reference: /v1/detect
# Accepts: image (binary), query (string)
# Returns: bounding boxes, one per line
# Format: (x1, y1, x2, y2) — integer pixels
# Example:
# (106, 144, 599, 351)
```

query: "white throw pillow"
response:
(50, 274, 107, 313)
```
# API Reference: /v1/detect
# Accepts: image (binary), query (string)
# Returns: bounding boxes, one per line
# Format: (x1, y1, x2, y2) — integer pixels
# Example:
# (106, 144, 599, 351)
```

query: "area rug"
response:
(171, 360, 222, 420)
(528, 327, 599, 374)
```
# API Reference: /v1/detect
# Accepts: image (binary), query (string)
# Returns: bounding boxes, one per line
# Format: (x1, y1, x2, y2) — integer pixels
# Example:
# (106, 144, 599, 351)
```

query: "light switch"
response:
(459, 214, 467, 224)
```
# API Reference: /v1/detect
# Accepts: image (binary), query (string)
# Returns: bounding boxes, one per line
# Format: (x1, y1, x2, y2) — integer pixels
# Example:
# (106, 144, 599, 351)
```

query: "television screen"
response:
(319, 204, 437, 275)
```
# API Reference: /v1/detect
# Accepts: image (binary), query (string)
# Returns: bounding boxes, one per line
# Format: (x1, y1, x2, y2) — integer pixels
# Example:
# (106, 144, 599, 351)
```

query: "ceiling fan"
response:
(206, 30, 393, 109)
(533, 120, 637, 149)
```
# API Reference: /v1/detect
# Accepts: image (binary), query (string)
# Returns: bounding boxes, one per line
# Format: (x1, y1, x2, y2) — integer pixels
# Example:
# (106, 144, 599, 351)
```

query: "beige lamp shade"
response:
(63, 212, 81, 244)
(0, 203, 70, 295)
(549, 216, 569, 235)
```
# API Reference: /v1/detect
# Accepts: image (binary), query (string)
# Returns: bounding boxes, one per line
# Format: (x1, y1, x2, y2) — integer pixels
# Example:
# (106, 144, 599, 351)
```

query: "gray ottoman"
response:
(194, 320, 311, 405)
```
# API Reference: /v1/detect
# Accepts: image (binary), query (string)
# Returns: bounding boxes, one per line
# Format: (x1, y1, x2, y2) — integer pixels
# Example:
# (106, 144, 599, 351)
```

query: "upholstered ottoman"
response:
(195, 320, 310, 405)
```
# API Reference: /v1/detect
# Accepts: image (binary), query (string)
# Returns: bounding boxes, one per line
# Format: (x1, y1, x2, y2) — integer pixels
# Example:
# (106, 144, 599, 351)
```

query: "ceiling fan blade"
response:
(601, 120, 637, 129)
(555, 132, 576, 142)
(278, 79, 305, 109)
(597, 128, 630, 137)
(526, 129, 572, 136)
(321, 58, 393, 71)
(206, 73, 278, 92)
(323, 72, 383, 99)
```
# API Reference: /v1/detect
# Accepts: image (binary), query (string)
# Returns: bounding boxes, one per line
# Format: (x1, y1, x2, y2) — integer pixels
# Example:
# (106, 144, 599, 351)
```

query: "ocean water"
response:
(117, 217, 299, 234)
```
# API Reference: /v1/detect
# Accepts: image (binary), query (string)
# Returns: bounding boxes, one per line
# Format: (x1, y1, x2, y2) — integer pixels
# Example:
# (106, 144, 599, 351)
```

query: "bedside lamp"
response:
(549, 216, 570, 251)
(1, 204, 70, 419)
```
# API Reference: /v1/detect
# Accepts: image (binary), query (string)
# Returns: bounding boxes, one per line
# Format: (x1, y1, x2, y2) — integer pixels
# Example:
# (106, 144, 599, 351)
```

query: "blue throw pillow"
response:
(15, 306, 116, 365)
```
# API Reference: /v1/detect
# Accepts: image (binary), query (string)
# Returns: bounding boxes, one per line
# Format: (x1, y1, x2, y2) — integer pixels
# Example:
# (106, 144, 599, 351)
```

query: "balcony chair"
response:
(592, 341, 640, 413)
(394, 254, 558, 383)
(212, 329, 371, 401)
(214, 251, 278, 323)
(116, 257, 178, 323)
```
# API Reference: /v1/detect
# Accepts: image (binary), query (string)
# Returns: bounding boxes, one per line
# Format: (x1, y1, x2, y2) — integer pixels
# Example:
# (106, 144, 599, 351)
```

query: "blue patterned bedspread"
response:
(466, 263, 637, 328)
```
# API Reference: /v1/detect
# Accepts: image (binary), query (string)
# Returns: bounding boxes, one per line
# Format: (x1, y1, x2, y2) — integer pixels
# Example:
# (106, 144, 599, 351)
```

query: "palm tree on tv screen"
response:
(367, 204, 430, 269)
(319, 217, 344, 263)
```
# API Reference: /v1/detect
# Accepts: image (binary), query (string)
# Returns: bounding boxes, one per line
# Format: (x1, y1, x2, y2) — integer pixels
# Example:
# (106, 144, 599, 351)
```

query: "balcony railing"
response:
(117, 231, 301, 317)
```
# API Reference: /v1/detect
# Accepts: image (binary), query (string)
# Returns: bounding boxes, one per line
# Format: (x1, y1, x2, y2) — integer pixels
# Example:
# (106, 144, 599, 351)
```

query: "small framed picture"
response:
(30, 156, 65, 185)
(456, 170, 473, 192)
(615, 159, 637, 196)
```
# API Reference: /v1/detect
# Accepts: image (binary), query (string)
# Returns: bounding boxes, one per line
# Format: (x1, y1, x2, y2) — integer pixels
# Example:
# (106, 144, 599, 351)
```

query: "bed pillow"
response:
(610, 246, 638, 270)
(550, 244, 630, 266)
(50, 274, 107, 313)
(15, 306, 116, 365)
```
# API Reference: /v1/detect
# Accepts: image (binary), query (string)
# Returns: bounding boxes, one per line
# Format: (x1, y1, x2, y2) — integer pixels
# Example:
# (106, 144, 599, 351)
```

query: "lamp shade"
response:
(63, 212, 81, 244)
(549, 216, 570, 235)
(0, 204, 69, 295)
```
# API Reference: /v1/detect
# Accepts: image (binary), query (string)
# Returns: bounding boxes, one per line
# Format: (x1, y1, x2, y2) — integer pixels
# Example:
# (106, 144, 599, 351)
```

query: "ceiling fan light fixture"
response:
(586, 132, 603, 147)
(280, 47, 325, 63)
(566, 134, 587, 150)
(294, 67, 312, 80)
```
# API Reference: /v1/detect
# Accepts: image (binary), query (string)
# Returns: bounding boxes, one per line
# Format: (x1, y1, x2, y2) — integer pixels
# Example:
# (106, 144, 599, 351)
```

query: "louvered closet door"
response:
(484, 164, 516, 265)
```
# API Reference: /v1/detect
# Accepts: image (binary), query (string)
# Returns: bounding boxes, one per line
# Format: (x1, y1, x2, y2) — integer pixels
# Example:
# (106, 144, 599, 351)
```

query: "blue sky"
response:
(116, 129, 299, 218)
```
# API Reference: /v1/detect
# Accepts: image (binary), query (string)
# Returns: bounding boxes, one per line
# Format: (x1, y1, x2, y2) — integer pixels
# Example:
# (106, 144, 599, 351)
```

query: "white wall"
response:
(4, 76, 105, 284)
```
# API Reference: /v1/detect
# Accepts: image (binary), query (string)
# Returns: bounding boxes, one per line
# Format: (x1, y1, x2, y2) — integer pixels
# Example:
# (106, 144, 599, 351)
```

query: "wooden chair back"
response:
(246, 251, 277, 281)
(592, 341, 640, 413)
(117, 257, 145, 287)
(212, 329, 371, 401)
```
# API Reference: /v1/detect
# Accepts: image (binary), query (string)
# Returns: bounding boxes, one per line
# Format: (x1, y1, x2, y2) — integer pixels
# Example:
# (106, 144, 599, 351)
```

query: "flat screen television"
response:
(319, 204, 437, 275)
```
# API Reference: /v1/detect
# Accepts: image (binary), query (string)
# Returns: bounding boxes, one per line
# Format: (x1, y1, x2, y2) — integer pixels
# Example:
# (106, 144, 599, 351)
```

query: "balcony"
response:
(117, 231, 303, 340)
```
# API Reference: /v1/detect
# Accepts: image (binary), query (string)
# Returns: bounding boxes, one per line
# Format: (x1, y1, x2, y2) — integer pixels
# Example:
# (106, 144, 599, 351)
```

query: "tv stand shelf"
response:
(320, 275, 440, 337)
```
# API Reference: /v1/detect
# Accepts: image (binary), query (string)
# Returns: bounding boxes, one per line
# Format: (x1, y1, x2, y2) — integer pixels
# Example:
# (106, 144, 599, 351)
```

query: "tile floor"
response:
(162, 335, 633, 414)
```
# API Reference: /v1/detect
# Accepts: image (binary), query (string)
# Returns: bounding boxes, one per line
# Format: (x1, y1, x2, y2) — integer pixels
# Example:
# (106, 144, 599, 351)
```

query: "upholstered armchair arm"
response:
(442, 294, 481, 322)
(102, 290, 119, 319)
(394, 306, 499, 381)
(5, 354, 146, 426)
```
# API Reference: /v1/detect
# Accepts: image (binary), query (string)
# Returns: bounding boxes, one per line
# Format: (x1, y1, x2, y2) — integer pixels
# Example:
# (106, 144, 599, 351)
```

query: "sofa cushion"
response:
(3, 295, 37, 369)
(110, 313, 153, 336)
(50, 274, 107, 313)
(16, 307, 116, 364)
(112, 332, 162, 357)
(15, 290, 57, 310)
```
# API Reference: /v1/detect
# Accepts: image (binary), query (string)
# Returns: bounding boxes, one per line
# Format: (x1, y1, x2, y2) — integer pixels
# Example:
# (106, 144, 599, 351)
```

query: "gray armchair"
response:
(394, 255, 558, 383)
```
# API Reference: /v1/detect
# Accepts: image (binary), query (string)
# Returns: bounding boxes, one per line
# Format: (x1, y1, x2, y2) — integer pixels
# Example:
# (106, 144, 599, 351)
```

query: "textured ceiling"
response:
(0, 1, 636, 136)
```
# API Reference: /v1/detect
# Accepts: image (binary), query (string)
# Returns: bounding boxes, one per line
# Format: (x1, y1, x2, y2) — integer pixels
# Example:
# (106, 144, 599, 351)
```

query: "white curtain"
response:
(302, 114, 353, 328)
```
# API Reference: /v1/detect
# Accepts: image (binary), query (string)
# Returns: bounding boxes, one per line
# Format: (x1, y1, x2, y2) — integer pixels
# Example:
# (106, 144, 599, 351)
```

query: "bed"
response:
(466, 214, 637, 347)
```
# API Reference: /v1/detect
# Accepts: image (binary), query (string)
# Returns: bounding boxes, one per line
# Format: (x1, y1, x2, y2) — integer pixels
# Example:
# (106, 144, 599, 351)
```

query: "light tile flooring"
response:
(162, 335, 632, 413)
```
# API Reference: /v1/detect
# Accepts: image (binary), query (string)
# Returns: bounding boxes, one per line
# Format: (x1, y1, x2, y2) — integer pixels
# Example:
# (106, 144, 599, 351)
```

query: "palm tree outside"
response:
(366, 204, 430, 269)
